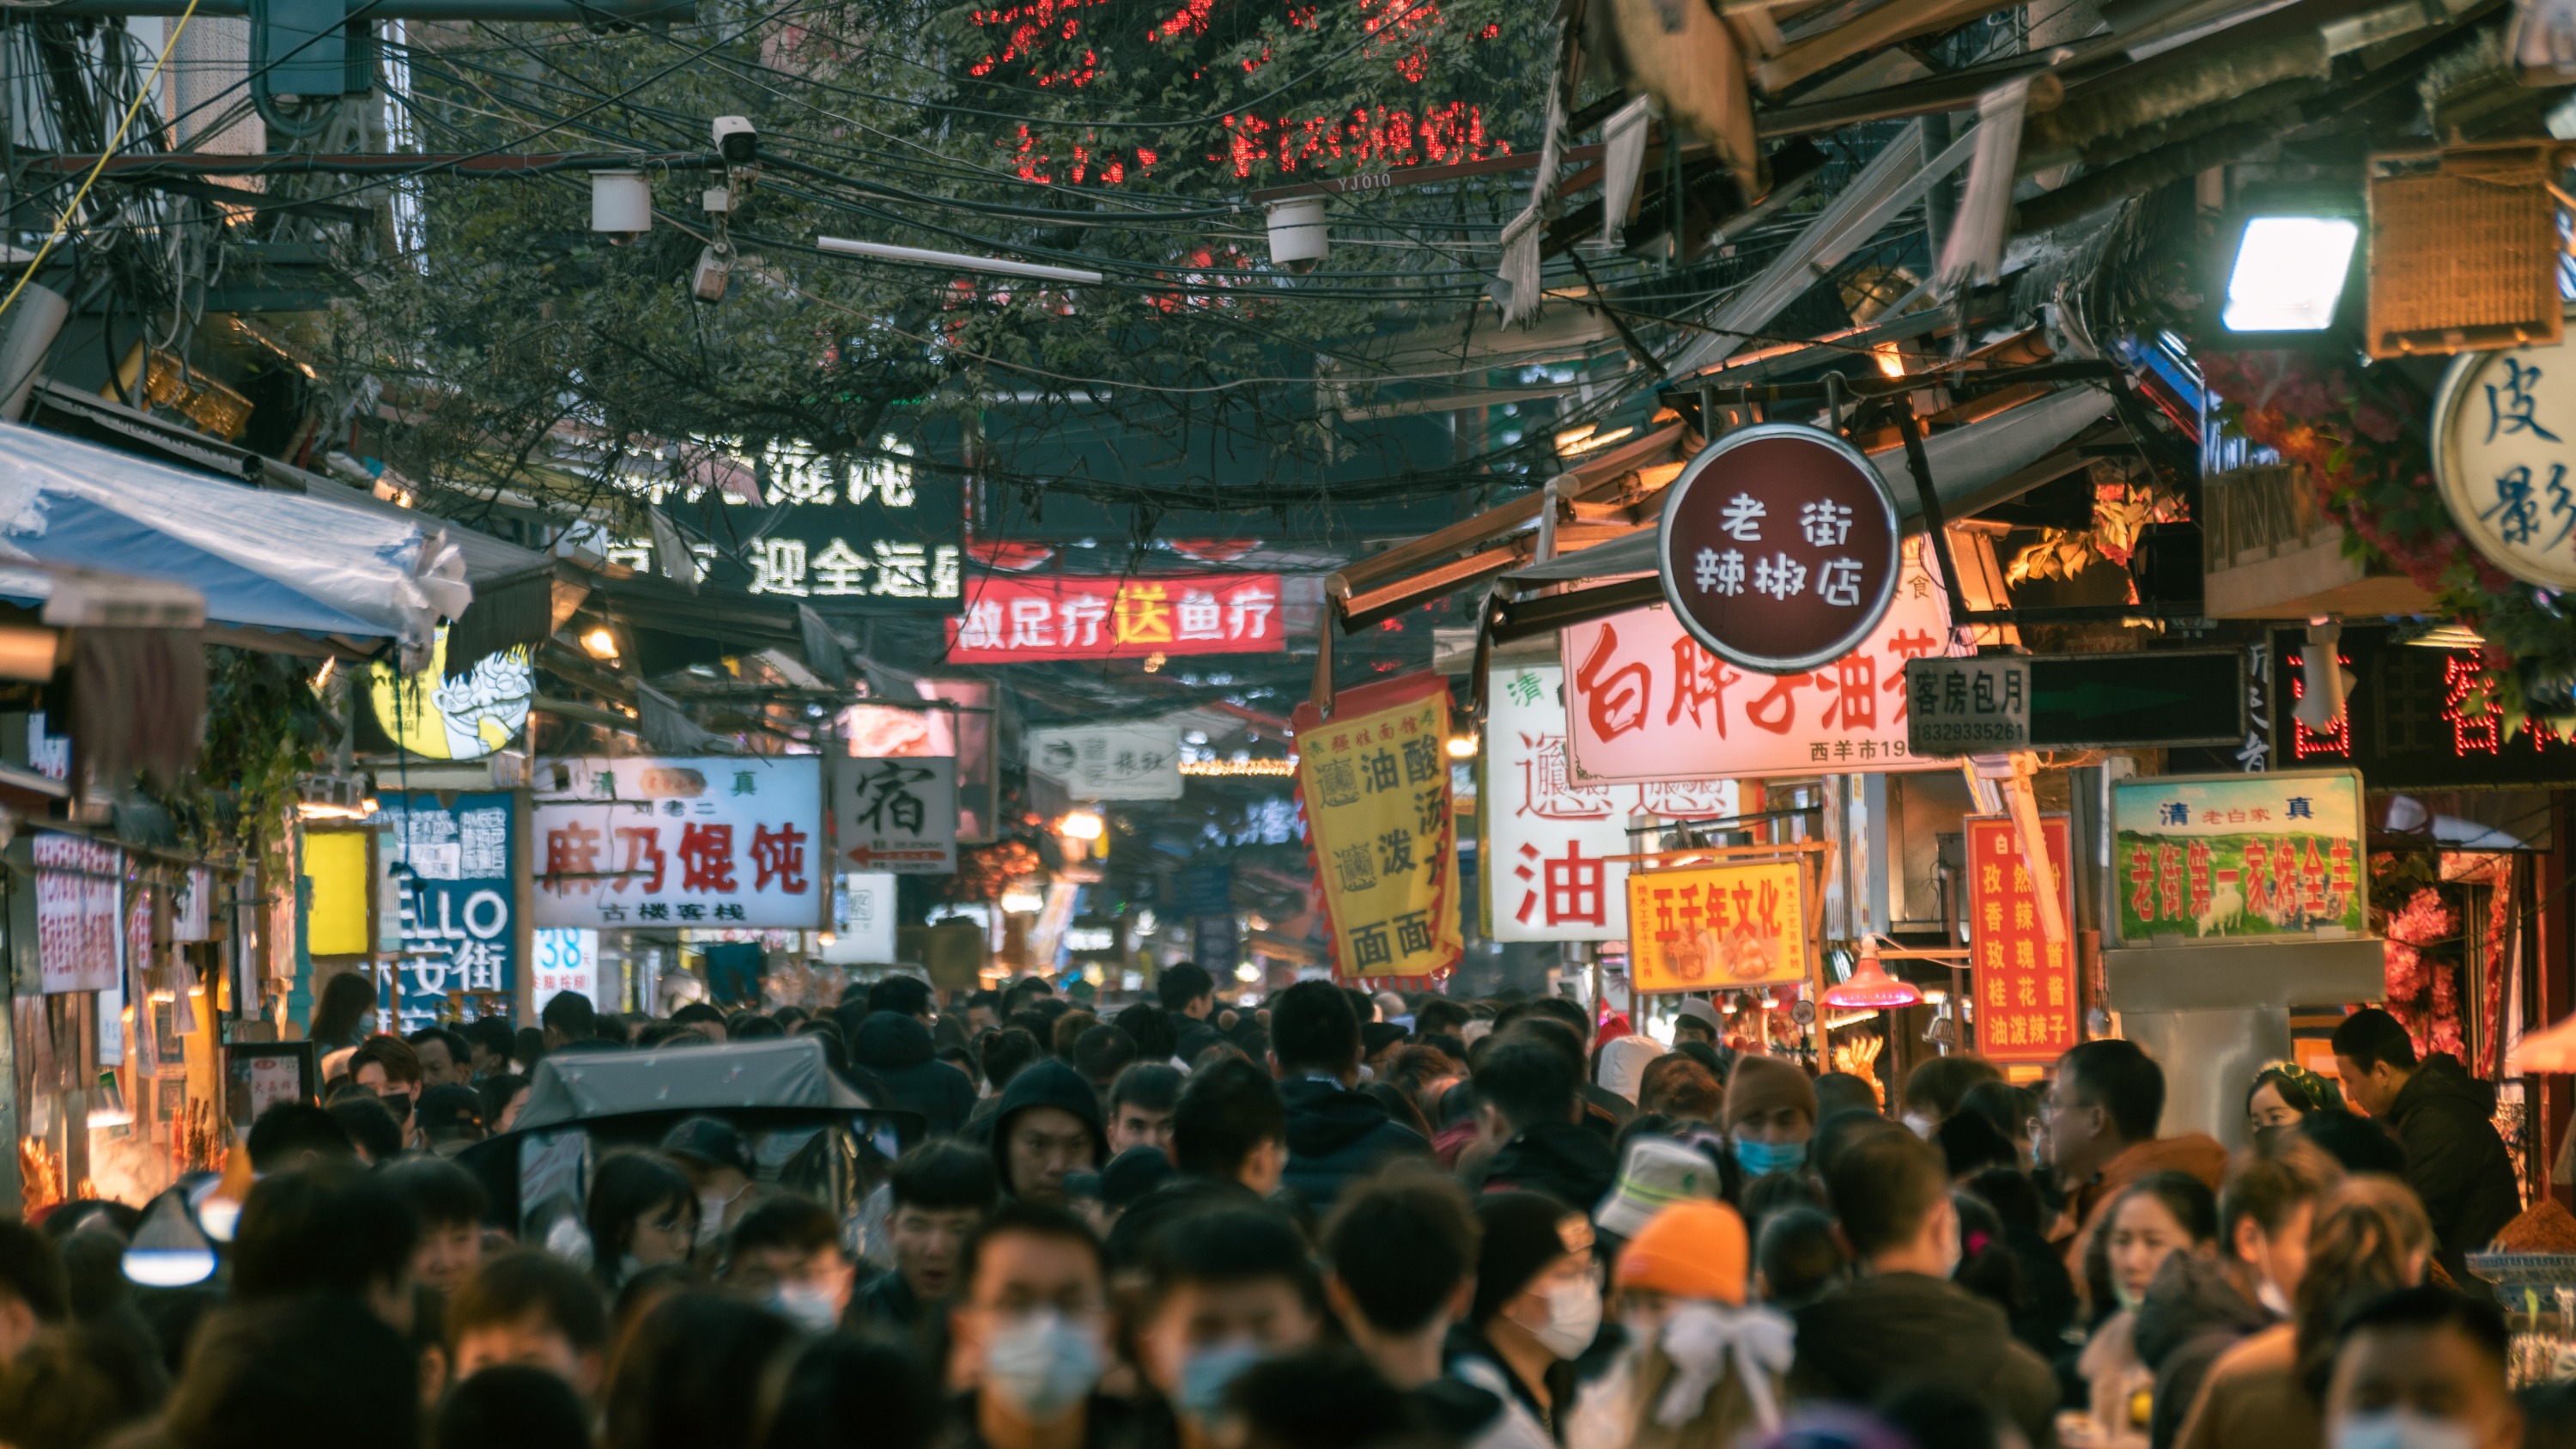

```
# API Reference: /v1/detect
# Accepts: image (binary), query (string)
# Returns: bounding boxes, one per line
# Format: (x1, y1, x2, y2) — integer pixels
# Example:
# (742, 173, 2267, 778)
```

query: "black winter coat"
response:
(1789, 1271, 2061, 1449)
(1279, 1077, 1428, 1215)
(853, 1011, 978, 1137)
(2385, 1052, 2522, 1281)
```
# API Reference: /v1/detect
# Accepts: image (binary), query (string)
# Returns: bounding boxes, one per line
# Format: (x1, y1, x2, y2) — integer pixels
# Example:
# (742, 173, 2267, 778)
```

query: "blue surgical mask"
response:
(1733, 1137, 1807, 1177)
(984, 1311, 1103, 1422)
(1176, 1340, 1267, 1422)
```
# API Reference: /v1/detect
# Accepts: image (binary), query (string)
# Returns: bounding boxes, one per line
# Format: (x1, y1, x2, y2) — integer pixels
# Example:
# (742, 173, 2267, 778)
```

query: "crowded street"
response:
(0, 0, 2570, 1441)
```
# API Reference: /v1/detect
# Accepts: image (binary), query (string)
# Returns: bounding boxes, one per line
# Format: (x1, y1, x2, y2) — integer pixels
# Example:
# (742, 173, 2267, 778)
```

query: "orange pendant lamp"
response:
(1822, 938, 1923, 1009)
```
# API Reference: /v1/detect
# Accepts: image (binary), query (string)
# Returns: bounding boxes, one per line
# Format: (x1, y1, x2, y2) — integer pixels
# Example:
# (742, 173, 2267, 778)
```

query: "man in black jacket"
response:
(1270, 981, 1427, 1215)
(2332, 1008, 2521, 1279)
(1469, 1038, 1615, 1209)
(1160, 963, 1228, 1065)
(854, 1010, 977, 1137)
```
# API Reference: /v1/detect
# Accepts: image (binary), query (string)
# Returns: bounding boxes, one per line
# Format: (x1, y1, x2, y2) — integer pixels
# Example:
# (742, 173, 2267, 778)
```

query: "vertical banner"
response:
(380, 792, 519, 1030)
(34, 833, 119, 995)
(1292, 673, 1463, 984)
(1625, 860, 1809, 992)
(1964, 814, 2077, 1062)
(533, 757, 828, 929)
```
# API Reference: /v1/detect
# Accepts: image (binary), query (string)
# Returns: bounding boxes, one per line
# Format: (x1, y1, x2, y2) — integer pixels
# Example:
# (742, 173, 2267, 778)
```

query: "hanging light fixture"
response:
(123, 1188, 217, 1288)
(1822, 938, 1923, 1009)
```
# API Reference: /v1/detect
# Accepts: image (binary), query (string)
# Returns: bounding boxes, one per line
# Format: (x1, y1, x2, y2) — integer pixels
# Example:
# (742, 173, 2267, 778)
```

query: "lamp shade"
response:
(1822, 947, 1922, 1009)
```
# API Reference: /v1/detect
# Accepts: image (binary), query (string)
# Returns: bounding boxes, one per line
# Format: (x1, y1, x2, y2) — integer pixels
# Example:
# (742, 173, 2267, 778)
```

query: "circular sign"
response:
(2433, 314, 2576, 590)
(1656, 423, 1901, 674)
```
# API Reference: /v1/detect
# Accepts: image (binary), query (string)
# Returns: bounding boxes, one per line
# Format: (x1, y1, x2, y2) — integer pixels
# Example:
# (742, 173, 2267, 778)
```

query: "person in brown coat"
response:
(2044, 1039, 2227, 1288)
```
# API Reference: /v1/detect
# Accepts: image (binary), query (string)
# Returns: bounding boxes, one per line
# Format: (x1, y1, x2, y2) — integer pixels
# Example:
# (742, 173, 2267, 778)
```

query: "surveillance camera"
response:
(714, 115, 756, 165)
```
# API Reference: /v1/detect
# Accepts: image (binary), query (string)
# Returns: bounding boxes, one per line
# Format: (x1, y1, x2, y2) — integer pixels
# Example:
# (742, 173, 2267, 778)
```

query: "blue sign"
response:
(380, 791, 519, 1030)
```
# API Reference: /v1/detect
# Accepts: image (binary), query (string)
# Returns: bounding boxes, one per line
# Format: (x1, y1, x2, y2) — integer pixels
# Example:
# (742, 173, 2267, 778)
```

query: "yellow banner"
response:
(1294, 673, 1461, 983)
(1627, 860, 1807, 992)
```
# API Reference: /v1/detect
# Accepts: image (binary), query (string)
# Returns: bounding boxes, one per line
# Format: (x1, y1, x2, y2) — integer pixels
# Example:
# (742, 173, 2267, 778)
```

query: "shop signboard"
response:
(1565, 536, 1959, 781)
(533, 756, 828, 929)
(1655, 423, 1901, 674)
(2273, 626, 2576, 788)
(1292, 672, 1463, 983)
(531, 928, 597, 1005)
(1625, 858, 1808, 992)
(380, 792, 519, 1029)
(835, 756, 959, 874)
(366, 626, 535, 760)
(2432, 332, 2576, 589)
(34, 832, 119, 995)
(1027, 721, 1184, 800)
(947, 573, 1283, 662)
(2109, 770, 2366, 946)
(651, 435, 969, 615)
(817, 873, 899, 964)
(1485, 664, 1735, 942)
(1964, 814, 2077, 1062)
(1906, 657, 2030, 755)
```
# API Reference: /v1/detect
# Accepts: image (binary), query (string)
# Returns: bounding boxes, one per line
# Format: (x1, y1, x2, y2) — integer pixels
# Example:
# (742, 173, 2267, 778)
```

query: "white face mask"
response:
(984, 1310, 1104, 1422)
(2256, 1273, 2293, 1318)
(1903, 1112, 1936, 1140)
(2332, 1410, 2480, 1449)
(697, 1188, 742, 1246)
(1529, 1280, 1604, 1359)
(771, 1281, 841, 1334)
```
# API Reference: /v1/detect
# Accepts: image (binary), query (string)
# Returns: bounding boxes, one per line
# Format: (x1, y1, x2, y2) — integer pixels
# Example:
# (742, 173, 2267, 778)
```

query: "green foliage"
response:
(159, 648, 334, 861)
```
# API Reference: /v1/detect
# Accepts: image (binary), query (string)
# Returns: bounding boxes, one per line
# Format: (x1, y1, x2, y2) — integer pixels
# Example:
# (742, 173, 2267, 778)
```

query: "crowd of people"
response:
(0, 962, 2554, 1449)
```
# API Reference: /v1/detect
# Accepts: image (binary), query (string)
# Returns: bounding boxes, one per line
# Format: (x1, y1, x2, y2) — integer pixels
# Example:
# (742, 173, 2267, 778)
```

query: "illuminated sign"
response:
(947, 573, 1284, 662)
(2272, 625, 2576, 787)
(368, 626, 533, 762)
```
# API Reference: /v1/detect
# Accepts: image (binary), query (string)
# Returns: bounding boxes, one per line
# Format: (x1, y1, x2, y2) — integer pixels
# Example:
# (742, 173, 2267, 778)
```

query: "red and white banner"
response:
(1564, 536, 1962, 781)
(947, 574, 1283, 662)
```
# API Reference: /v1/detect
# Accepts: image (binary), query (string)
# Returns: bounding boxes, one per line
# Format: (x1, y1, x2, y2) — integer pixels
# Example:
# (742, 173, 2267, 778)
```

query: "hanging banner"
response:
(380, 792, 519, 1030)
(1625, 858, 1808, 992)
(1965, 813, 2077, 1062)
(1027, 721, 1185, 800)
(947, 573, 1283, 662)
(835, 756, 961, 874)
(35, 833, 119, 995)
(1291, 672, 1462, 983)
(366, 625, 535, 761)
(1565, 535, 1959, 782)
(1485, 664, 1737, 942)
(2109, 770, 2367, 946)
(533, 756, 828, 929)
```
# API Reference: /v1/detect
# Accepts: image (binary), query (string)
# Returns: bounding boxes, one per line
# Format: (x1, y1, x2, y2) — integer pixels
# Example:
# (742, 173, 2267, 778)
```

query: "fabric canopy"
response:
(0, 420, 469, 667)
(514, 1037, 873, 1129)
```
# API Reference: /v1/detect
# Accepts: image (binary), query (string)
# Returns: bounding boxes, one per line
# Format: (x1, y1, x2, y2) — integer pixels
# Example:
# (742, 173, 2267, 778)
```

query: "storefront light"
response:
(581, 627, 621, 661)
(1058, 811, 1104, 841)
(1000, 888, 1045, 914)
(1445, 734, 1476, 759)
(123, 1190, 216, 1288)
(2221, 216, 2358, 332)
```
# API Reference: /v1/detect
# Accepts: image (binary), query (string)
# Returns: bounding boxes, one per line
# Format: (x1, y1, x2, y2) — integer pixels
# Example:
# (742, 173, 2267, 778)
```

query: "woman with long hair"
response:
(309, 971, 379, 1053)
(587, 1152, 701, 1293)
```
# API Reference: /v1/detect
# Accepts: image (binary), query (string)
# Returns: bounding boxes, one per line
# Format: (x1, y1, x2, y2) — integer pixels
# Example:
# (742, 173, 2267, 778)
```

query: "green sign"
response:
(2109, 770, 2366, 945)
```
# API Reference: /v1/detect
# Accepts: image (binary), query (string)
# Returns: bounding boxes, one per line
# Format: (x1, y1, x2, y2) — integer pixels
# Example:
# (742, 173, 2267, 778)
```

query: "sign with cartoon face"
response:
(369, 627, 534, 762)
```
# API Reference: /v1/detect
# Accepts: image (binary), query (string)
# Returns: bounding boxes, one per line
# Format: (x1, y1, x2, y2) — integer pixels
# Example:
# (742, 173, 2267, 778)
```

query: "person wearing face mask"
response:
(945, 1201, 1133, 1449)
(2077, 1174, 2221, 1449)
(2171, 1177, 2434, 1449)
(2132, 1140, 2342, 1449)
(1567, 1199, 1791, 1449)
(662, 1117, 758, 1250)
(720, 1195, 857, 1334)
(1133, 1203, 1324, 1449)
(1472, 1041, 1619, 1210)
(2322, 1288, 2519, 1449)
(1449, 1192, 1607, 1444)
(1722, 1056, 1819, 1183)
(585, 1151, 700, 1293)
(1786, 1130, 2057, 1449)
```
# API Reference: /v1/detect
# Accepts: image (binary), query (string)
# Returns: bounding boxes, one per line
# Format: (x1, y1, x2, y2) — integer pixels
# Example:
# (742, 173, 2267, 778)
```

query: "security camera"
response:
(714, 116, 757, 165)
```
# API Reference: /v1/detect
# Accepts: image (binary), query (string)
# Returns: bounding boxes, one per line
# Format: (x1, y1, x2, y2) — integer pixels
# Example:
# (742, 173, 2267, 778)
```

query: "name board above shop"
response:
(2271, 626, 2576, 788)
(1485, 664, 1736, 944)
(948, 574, 1284, 663)
(2432, 322, 2576, 589)
(834, 755, 960, 875)
(615, 435, 969, 615)
(533, 756, 827, 930)
(1907, 652, 2249, 757)
(380, 792, 519, 1031)
(366, 627, 533, 762)
(1566, 535, 1963, 782)
(1656, 423, 1902, 674)
(1027, 722, 1184, 801)
(2109, 770, 2366, 947)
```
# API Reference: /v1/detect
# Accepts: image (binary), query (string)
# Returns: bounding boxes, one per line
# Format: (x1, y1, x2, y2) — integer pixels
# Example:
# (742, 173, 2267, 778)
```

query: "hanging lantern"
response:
(1823, 941, 1922, 1010)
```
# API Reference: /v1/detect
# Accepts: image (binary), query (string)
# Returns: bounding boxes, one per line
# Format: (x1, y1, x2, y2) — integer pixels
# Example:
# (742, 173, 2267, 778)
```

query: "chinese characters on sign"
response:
(1566, 536, 1959, 782)
(1905, 657, 2030, 755)
(1656, 424, 1902, 673)
(1484, 665, 1736, 942)
(647, 435, 969, 614)
(1292, 673, 1462, 983)
(380, 793, 519, 1031)
(1027, 722, 1184, 801)
(35, 832, 119, 995)
(531, 928, 597, 1004)
(2434, 342, 2576, 589)
(834, 755, 960, 874)
(533, 757, 828, 930)
(2109, 770, 2367, 944)
(947, 574, 1284, 662)
(1964, 814, 2076, 1062)
(1625, 859, 1808, 992)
